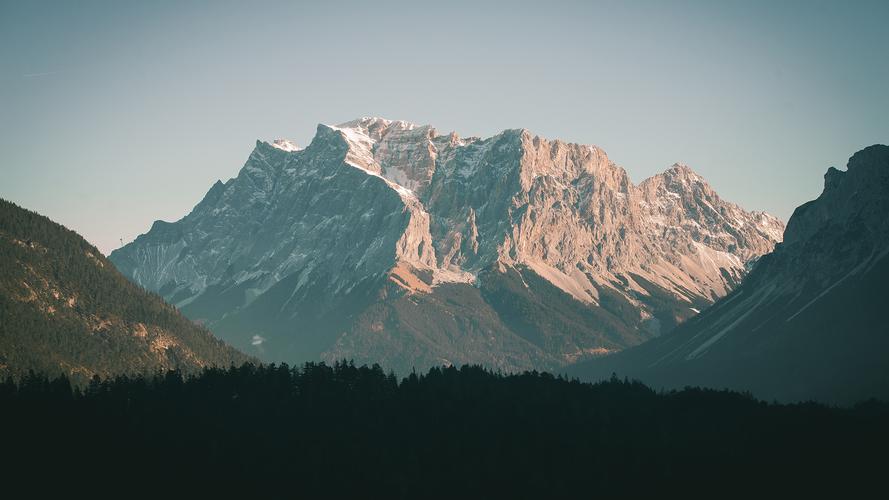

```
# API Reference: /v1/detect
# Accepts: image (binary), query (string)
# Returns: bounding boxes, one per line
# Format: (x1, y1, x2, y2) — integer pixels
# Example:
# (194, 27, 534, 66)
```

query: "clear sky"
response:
(2, 0, 887, 254)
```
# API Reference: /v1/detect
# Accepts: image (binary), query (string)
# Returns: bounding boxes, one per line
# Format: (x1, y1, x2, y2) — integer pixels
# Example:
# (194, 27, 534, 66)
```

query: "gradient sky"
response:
(2, 0, 887, 254)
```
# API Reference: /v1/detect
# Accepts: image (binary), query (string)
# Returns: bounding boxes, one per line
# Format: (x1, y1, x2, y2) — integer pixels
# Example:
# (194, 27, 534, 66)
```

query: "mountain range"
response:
(568, 145, 889, 403)
(3, 118, 885, 402)
(110, 117, 783, 374)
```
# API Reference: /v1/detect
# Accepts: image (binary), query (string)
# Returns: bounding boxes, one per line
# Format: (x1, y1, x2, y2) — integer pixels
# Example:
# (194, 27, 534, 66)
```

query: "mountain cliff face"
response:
(569, 145, 889, 403)
(110, 117, 783, 373)
(0, 199, 251, 383)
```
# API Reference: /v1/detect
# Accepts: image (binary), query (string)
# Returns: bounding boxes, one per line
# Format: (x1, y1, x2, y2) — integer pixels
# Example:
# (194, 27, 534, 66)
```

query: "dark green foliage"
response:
(2, 361, 885, 498)
(0, 198, 251, 383)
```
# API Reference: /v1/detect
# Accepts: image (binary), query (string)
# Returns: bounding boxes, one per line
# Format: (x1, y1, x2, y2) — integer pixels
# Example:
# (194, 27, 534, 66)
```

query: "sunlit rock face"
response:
(111, 117, 783, 373)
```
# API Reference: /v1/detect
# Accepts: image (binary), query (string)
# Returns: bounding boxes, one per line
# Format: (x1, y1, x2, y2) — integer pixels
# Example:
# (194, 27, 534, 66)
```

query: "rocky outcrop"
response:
(110, 117, 783, 373)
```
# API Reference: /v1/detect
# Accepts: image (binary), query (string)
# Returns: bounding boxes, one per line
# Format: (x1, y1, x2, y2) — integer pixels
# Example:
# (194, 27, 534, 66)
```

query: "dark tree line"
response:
(2, 361, 887, 498)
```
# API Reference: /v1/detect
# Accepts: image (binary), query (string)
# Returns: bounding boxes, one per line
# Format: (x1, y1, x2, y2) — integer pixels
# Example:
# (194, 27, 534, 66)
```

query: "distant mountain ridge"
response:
(0, 199, 251, 382)
(568, 145, 889, 403)
(110, 117, 783, 373)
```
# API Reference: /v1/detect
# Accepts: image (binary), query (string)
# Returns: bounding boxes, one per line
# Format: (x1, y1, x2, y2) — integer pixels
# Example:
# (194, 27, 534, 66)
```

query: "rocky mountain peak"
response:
(848, 144, 889, 173)
(271, 139, 300, 152)
(644, 162, 708, 189)
(824, 166, 845, 191)
(783, 144, 888, 249)
(110, 117, 785, 373)
(774, 143, 889, 276)
(336, 117, 421, 139)
(667, 162, 695, 172)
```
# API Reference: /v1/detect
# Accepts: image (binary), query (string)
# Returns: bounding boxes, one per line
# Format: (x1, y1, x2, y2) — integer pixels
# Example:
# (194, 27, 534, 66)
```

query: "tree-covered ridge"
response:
(3, 361, 886, 497)
(0, 198, 252, 383)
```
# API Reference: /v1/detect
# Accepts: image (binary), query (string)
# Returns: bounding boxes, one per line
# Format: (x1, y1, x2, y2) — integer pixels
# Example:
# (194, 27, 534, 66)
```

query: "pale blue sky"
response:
(2, 0, 887, 254)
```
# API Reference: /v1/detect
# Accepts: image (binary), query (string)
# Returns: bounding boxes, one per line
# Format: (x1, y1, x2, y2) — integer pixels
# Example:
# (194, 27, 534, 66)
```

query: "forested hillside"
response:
(0, 199, 251, 383)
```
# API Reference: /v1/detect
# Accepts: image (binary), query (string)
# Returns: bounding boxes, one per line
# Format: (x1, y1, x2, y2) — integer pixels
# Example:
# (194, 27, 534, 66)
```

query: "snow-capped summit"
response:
(320, 117, 441, 195)
(270, 139, 300, 152)
(110, 117, 784, 374)
(336, 116, 419, 136)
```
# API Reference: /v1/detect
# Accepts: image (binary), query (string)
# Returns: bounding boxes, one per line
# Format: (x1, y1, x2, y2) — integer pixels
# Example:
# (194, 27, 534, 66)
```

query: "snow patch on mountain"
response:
(271, 139, 301, 152)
